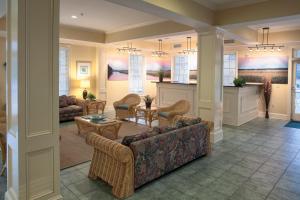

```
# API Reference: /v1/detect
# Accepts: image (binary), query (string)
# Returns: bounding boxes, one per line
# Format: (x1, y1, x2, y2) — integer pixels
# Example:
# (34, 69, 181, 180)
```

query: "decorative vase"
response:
(145, 102, 152, 109)
(265, 110, 269, 119)
(83, 89, 88, 100)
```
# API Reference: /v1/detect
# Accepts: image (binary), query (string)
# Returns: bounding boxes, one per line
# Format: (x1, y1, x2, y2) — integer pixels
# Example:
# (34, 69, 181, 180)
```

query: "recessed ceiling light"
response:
(71, 15, 78, 19)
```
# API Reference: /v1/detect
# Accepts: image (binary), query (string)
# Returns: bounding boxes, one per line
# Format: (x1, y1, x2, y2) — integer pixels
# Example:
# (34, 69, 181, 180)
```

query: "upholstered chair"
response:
(113, 94, 141, 120)
(157, 100, 190, 126)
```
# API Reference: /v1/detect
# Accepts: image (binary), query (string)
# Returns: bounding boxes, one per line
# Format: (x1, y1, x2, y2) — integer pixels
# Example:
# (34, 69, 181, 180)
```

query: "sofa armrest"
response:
(86, 132, 133, 163)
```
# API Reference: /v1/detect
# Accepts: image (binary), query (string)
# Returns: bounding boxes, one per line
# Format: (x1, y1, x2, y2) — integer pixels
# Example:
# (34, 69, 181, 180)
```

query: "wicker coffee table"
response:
(75, 115, 122, 140)
(135, 106, 158, 127)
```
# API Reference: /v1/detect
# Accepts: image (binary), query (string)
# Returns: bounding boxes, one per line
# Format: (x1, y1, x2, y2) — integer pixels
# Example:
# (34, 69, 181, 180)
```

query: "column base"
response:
(210, 129, 223, 143)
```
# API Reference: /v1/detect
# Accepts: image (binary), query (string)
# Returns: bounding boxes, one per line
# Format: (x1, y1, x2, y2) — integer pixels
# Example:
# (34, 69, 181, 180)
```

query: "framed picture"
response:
(77, 61, 91, 79)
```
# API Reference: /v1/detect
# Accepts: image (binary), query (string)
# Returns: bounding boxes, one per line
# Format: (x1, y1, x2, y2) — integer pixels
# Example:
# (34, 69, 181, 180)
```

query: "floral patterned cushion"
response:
(59, 95, 68, 108)
(174, 117, 202, 128)
(121, 128, 160, 146)
(66, 96, 77, 105)
(130, 122, 209, 188)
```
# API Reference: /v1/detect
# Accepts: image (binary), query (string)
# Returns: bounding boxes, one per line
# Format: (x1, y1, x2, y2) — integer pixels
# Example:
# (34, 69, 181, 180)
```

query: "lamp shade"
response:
(80, 80, 90, 89)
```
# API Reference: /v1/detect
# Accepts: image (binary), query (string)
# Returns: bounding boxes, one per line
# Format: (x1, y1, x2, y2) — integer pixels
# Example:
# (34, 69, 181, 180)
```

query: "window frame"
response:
(172, 54, 190, 83)
(59, 46, 70, 96)
(223, 51, 238, 86)
(128, 54, 145, 95)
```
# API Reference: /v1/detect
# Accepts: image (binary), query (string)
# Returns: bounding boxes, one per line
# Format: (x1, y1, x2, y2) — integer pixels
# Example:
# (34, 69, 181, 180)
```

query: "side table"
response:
(135, 106, 158, 127)
(84, 100, 106, 115)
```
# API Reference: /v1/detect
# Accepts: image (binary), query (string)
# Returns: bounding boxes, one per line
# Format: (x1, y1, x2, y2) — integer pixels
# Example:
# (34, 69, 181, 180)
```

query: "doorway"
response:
(292, 60, 300, 121)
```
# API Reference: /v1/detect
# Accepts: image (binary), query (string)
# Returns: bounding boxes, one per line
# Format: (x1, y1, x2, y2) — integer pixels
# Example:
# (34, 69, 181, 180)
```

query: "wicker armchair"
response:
(86, 132, 134, 199)
(158, 100, 190, 126)
(113, 94, 141, 120)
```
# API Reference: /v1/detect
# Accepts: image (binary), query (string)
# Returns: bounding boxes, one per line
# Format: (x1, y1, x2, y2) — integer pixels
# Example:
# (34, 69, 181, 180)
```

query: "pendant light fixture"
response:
(179, 37, 197, 55)
(152, 39, 168, 57)
(248, 27, 284, 52)
(117, 43, 141, 54)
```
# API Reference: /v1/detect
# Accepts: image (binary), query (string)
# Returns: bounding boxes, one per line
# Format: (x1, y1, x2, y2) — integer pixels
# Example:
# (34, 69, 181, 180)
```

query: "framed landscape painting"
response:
(146, 57, 171, 80)
(107, 55, 128, 81)
(77, 61, 91, 79)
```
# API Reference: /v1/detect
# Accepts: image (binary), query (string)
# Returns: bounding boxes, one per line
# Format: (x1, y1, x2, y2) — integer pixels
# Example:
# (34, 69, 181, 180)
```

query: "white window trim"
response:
(128, 54, 145, 95)
(223, 51, 238, 86)
(172, 54, 190, 83)
(59, 46, 70, 96)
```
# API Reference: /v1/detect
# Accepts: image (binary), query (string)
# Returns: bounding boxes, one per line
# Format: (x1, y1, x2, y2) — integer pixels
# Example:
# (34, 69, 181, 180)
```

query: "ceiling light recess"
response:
(71, 15, 78, 19)
(248, 27, 284, 52)
(178, 37, 197, 55)
(152, 39, 168, 57)
(117, 43, 141, 54)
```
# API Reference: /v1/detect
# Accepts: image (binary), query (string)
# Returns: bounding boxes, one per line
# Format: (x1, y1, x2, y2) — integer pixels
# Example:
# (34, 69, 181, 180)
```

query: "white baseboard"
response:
(5, 188, 17, 200)
(258, 111, 290, 120)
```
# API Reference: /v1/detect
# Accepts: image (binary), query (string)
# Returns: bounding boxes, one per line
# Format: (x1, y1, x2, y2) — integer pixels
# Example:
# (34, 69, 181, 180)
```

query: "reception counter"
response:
(155, 82, 197, 116)
(223, 85, 262, 126)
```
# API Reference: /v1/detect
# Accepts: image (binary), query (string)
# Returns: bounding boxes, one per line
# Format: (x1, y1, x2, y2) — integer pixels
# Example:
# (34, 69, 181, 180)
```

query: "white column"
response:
(97, 47, 107, 100)
(6, 0, 61, 199)
(197, 28, 224, 143)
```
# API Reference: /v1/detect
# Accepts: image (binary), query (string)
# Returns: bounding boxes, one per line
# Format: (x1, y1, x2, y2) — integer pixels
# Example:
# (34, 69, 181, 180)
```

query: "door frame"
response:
(291, 48, 300, 121)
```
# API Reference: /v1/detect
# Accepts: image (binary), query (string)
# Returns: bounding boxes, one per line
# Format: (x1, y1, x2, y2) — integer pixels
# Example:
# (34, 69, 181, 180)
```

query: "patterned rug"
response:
(60, 119, 149, 169)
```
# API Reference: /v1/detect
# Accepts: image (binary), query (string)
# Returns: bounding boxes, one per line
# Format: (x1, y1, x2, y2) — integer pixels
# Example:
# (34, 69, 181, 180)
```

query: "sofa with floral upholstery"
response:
(59, 95, 85, 122)
(86, 116, 211, 199)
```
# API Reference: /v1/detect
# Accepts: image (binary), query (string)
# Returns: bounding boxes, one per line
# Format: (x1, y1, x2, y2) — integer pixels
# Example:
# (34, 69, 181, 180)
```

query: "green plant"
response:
(158, 70, 164, 82)
(233, 77, 246, 87)
(87, 92, 96, 101)
(143, 95, 154, 104)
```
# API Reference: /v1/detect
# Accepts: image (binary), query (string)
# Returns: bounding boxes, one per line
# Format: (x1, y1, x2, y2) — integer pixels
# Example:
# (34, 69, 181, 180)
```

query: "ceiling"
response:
(192, 0, 268, 10)
(60, 0, 166, 33)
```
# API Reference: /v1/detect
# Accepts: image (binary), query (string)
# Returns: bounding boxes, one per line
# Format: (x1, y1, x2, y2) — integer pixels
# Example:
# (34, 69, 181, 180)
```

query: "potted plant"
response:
(143, 95, 154, 109)
(263, 80, 272, 119)
(87, 92, 96, 101)
(233, 77, 246, 87)
(158, 70, 164, 82)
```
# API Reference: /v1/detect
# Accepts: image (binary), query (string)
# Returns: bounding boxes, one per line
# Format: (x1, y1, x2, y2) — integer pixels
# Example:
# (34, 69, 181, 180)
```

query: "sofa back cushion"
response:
(59, 95, 68, 108)
(130, 122, 209, 188)
(121, 128, 160, 146)
(66, 96, 77, 105)
(172, 115, 201, 128)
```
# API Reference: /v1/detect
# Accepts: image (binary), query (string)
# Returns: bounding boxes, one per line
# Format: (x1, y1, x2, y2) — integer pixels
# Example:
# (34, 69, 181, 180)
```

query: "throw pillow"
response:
(174, 117, 202, 128)
(121, 128, 160, 146)
(59, 95, 68, 108)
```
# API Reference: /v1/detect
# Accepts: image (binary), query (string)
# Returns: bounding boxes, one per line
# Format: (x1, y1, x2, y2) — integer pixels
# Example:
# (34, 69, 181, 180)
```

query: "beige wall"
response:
(225, 46, 291, 119)
(0, 36, 5, 108)
(61, 43, 97, 98)
(104, 47, 162, 108)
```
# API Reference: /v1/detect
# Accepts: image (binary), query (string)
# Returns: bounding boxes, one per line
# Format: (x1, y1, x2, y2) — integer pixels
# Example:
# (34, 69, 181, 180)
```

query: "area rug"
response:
(59, 120, 149, 169)
(284, 121, 300, 129)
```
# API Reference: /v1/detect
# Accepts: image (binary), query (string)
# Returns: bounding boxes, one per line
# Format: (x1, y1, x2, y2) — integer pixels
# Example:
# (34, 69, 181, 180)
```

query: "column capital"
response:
(196, 27, 225, 39)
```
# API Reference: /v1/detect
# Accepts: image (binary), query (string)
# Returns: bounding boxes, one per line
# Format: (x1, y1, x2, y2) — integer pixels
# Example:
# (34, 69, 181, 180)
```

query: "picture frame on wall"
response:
(77, 61, 91, 79)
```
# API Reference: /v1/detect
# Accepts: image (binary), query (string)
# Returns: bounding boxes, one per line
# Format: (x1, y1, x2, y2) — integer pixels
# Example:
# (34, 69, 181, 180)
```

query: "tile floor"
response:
(60, 118, 300, 200)
(1, 118, 300, 200)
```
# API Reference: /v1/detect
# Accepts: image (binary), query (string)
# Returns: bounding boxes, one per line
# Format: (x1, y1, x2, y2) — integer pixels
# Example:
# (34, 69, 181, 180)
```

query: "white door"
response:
(292, 61, 300, 121)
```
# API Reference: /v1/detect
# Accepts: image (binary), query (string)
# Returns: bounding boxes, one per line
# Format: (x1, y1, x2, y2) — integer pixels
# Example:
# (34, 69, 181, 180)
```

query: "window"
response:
(294, 49, 300, 58)
(223, 52, 237, 86)
(173, 54, 197, 83)
(129, 54, 144, 94)
(173, 55, 189, 83)
(59, 47, 69, 96)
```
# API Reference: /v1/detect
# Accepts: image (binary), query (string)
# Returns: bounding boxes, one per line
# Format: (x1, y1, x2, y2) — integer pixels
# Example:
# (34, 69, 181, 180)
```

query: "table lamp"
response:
(80, 80, 90, 100)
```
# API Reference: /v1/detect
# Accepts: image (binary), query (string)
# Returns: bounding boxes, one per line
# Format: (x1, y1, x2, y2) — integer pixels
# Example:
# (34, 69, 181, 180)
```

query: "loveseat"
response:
(86, 116, 211, 199)
(59, 95, 85, 122)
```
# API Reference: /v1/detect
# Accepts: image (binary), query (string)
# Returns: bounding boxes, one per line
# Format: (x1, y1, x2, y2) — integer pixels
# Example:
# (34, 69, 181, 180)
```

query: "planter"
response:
(159, 75, 164, 82)
(145, 102, 152, 109)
